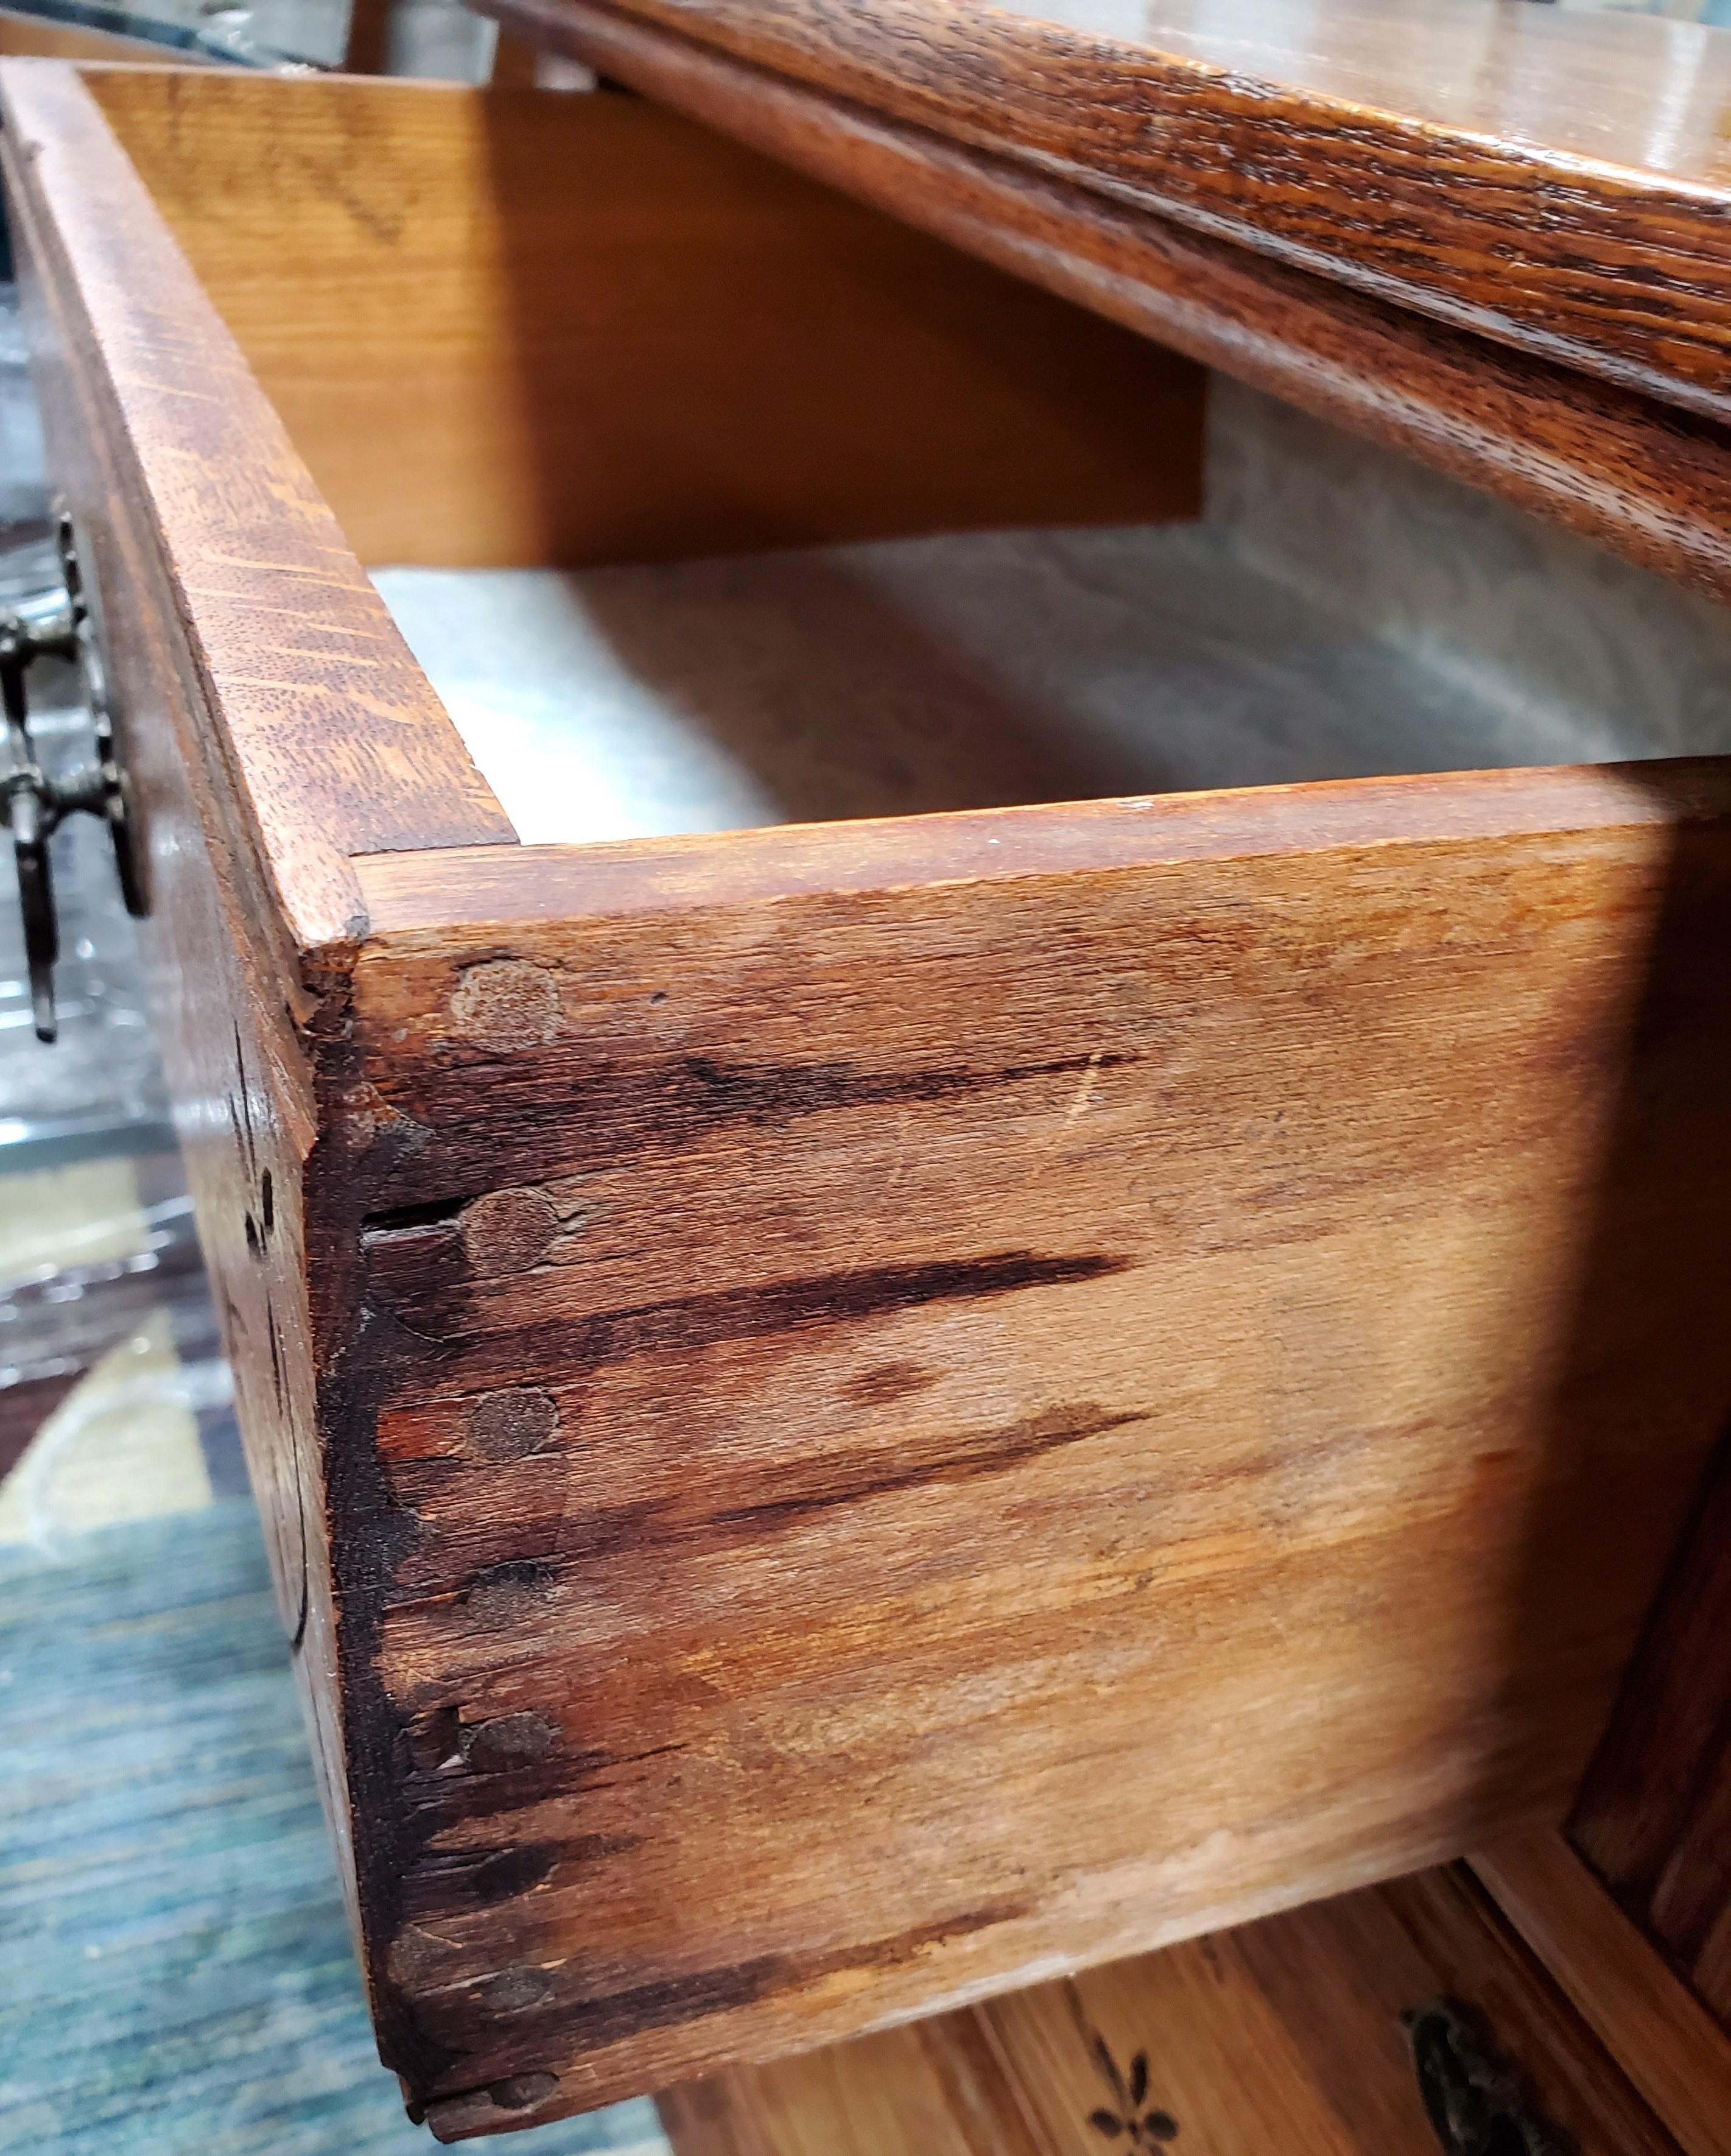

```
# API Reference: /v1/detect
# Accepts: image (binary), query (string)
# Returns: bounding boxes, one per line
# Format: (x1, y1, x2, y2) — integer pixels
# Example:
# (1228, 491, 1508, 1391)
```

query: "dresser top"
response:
(494, 0, 1731, 417)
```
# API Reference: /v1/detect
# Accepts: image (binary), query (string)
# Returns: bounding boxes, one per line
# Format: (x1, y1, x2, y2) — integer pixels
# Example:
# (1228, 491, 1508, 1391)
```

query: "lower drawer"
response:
(660, 1855, 1687, 2156)
(4, 59, 1730, 2140)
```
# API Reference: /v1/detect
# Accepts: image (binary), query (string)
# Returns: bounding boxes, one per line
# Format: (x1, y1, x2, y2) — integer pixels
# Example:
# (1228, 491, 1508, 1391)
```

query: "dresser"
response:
(2, 4, 1729, 2141)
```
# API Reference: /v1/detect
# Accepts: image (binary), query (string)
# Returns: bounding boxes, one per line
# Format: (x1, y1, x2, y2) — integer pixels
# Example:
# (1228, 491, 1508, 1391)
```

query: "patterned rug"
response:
(0, 1497, 669, 2156)
(0, 1146, 667, 2155)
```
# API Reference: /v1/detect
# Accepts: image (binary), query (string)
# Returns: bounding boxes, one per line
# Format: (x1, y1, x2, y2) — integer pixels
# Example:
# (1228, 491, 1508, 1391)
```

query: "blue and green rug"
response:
(0, 1498, 669, 2156)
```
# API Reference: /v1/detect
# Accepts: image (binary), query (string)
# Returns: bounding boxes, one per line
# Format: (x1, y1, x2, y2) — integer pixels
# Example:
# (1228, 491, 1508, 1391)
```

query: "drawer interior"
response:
(87, 67, 1731, 848)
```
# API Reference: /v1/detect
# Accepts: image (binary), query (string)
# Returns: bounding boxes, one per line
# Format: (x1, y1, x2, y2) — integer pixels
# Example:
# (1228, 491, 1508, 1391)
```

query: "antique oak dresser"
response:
(2, 0, 1729, 2143)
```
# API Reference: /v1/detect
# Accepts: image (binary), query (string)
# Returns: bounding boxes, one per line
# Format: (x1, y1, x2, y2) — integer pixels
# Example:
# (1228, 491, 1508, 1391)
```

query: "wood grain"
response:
(1567, 1434, 1731, 2029)
(661, 1865, 1681, 2156)
(0, 58, 515, 954)
(489, 0, 1731, 607)
(304, 758, 1731, 2130)
(1472, 1830, 1731, 2155)
(478, 0, 1731, 421)
(86, 68, 1205, 571)
(16, 54, 1731, 2133)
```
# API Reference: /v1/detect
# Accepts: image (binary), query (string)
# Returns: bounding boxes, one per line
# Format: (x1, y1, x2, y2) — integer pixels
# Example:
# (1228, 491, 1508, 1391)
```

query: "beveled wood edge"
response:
(0, 58, 517, 959)
(473, 0, 1731, 608)
(485, 0, 1731, 424)
(1471, 1830, 1731, 2156)
(353, 760, 1731, 942)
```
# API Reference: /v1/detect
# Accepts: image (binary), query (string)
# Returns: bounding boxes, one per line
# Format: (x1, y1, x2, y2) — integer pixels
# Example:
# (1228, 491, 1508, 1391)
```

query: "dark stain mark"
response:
(469, 1845, 558, 1906)
(367, 1047, 1139, 1199)
(259, 1168, 275, 1239)
(244, 1212, 262, 1259)
(678, 1048, 1132, 1126)
(321, 985, 1115, 2115)
(382, 1249, 1134, 1392)
(406, 1897, 1021, 2121)
(845, 1359, 939, 1407)
(303, 963, 482, 2105)
(709, 1403, 1144, 1532)
(389, 1725, 687, 1833)
(556, 1741, 687, 1788)
(396, 1404, 1142, 1601)
(411, 1834, 643, 1918)
(500, 1902, 1020, 2059)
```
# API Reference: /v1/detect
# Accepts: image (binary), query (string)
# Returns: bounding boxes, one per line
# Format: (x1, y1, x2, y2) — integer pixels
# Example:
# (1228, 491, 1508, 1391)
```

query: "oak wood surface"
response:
(1567, 1433, 1731, 2029)
(476, 0, 1731, 421)
(1472, 1830, 1731, 2155)
(494, 0, 1731, 607)
(309, 759, 1731, 2132)
(659, 1865, 1681, 2156)
(0, 58, 515, 956)
(14, 53, 1731, 2136)
(85, 67, 1205, 571)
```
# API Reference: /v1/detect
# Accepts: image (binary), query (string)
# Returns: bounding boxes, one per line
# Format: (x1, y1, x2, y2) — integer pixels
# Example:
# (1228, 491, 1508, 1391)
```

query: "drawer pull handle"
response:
(0, 510, 146, 1043)
(1402, 2000, 1568, 2156)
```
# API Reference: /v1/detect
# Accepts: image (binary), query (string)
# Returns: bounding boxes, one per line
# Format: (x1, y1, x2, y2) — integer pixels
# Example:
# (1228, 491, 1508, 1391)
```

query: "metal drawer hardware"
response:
(0, 510, 146, 1043)
(1402, 2000, 1570, 2156)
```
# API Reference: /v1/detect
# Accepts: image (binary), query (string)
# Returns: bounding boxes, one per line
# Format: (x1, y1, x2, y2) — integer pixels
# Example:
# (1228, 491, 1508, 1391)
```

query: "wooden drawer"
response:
(5, 59, 1731, 2140)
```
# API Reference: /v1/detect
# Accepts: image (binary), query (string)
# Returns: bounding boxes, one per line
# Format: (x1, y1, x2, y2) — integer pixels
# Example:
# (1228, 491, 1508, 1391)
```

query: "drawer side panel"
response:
(323, 767, 1731, 2129)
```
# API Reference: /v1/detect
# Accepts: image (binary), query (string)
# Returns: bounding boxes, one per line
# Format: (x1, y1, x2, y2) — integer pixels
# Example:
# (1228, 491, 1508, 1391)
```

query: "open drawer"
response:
(5, 60, 1731, 2140)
